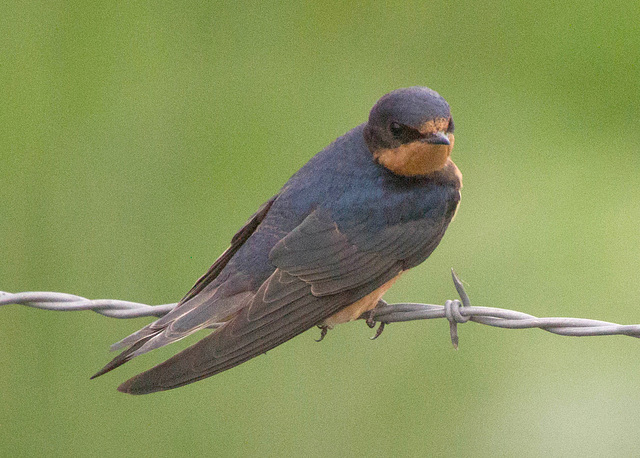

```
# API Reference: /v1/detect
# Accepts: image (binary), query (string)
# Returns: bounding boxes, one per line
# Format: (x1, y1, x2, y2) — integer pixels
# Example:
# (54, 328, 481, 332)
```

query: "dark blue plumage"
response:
(93, 86, 462, 394)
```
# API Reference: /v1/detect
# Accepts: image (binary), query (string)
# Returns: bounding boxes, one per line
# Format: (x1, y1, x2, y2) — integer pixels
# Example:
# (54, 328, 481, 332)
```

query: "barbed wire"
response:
(2, 270, 639, 348)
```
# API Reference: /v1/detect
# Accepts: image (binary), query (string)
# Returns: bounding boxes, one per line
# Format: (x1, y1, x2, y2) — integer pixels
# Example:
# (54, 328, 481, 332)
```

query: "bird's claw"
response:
(370, 321, 386, 340)
(315, 325, 329, 342)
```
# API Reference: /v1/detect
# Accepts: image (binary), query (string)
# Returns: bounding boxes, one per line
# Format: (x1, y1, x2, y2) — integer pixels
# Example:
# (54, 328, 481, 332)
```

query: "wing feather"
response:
(117, 266, 398, 394)
(115, 202, 455, 394)
(93, 196, 277, 377)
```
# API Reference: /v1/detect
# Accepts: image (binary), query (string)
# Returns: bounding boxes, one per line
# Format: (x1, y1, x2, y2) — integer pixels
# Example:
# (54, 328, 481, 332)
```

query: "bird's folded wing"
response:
(117, 207, 449, 394)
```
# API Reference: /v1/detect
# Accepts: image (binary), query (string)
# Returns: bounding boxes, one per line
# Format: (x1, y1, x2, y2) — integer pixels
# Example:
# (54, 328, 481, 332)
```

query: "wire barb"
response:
(3, 270, 640, 346)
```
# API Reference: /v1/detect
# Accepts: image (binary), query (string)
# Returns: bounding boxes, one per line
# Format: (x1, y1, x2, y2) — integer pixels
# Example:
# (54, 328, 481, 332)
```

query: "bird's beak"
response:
(423, 131, 450, 146)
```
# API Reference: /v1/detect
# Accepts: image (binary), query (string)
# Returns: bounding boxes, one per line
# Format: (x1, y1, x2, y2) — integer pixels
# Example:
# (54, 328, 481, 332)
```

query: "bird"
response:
(92, 86, 462, 394)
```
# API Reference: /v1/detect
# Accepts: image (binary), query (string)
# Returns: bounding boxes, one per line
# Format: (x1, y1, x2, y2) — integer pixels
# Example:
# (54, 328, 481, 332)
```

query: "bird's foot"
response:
(361, 302, 388, 340)
(363, 310, 377, 329)
(315, 325, 329, 342)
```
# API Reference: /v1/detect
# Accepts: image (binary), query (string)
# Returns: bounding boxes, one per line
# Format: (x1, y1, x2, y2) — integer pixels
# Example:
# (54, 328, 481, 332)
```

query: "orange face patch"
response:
(418, 117, 450, 135)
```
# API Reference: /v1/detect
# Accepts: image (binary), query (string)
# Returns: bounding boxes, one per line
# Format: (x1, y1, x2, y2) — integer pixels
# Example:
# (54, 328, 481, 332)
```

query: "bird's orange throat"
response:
(374, 133, 455, 177)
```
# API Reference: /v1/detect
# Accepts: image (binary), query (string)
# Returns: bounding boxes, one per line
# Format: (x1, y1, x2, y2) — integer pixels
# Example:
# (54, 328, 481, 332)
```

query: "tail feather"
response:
(117, 289, 332, 394)
(117, 313, 316, 394)
(114, 268, 395, 394)
(90, 336, 155, 379)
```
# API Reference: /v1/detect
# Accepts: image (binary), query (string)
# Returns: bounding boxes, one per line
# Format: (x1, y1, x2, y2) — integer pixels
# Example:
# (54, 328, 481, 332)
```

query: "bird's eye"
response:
(390, 122, 405, 138)
(389, 122, 421, 143)
(447, 118, 455, 133)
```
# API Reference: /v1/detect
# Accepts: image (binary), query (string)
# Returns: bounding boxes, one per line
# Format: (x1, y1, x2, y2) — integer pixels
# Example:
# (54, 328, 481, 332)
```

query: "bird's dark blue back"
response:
(227, 123, 460, 286)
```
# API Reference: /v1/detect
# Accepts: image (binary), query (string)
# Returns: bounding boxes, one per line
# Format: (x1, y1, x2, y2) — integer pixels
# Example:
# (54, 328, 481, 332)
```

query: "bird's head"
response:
(364, 87, 455, 177)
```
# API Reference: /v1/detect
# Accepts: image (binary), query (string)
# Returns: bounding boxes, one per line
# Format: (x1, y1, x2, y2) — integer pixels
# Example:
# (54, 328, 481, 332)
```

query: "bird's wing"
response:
(117, 203, 455, 394)
(91, 195, 277, 379)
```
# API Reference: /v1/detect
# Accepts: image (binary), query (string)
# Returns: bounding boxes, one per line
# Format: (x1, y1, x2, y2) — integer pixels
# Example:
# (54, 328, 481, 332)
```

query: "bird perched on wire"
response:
(92, 86, 462, 394)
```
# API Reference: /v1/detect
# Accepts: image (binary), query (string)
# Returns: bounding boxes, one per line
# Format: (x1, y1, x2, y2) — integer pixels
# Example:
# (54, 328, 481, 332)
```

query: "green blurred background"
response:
(2, 1, 639, 456)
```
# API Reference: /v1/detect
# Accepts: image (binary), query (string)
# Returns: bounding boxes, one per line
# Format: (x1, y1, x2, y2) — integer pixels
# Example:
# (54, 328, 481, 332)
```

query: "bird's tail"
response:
(90, 334, 158, 379)
(117, 271, 345, 394)
(116, 311, 312, 395)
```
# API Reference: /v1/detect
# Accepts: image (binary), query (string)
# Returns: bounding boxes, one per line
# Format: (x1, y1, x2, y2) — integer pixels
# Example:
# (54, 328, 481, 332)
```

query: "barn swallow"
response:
(92, 86, 462, 394)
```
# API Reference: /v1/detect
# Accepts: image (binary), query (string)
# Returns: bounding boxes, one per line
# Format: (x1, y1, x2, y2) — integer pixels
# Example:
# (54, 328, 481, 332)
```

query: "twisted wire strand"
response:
(2, 270, 638, 347)
(0, 291, 177, 319)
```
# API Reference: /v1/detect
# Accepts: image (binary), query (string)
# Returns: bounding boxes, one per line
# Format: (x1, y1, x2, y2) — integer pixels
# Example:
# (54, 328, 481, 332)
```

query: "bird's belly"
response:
(322, 274, 400, 328)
